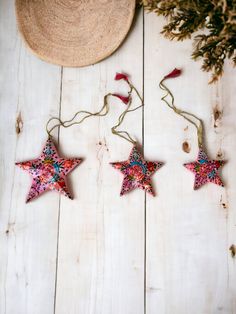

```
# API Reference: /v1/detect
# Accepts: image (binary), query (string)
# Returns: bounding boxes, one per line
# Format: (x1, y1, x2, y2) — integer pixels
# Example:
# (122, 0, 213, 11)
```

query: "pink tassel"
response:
(112, 94, 130, 104)
(115, 72, 129, 81)
(164, 68, 182, 79)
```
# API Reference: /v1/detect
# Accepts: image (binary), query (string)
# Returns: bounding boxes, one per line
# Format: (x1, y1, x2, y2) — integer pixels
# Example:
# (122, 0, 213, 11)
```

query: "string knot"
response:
(174, 108, 181, 114)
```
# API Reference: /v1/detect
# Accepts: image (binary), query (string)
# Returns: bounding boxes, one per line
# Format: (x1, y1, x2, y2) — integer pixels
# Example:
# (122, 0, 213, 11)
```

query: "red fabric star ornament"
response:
(184, 149, 225, 190)
(111, 146, 163, 196)
(16, 138, 82, 202)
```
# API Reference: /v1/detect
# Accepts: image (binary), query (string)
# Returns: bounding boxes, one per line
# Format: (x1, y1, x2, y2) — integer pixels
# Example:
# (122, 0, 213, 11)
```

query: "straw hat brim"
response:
(15, 0, 136, 67)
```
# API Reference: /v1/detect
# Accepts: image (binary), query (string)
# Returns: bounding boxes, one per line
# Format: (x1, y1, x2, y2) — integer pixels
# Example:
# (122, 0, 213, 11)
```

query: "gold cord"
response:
(159, 77, 203, 148)
(111, 81, 143, 145)
(46, 93, 112, 137)
(46, 79, 143, 144)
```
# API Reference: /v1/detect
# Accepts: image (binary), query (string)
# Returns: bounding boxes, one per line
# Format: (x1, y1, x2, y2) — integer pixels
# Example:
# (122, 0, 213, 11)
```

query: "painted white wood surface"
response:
(0, 1, 61, 314)
(144, 14, 236, 314)
(0, 1, 235, 314)
(55, 10, 144, 314)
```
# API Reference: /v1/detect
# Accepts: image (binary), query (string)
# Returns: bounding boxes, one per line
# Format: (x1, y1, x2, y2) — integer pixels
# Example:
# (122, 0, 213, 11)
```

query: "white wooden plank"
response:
(55, 10, 145, 314)
(144, 13, 236, 314)
(1, 2, 235, 313)
(0, 1, 62, 313)
(220, 60, 236, 313)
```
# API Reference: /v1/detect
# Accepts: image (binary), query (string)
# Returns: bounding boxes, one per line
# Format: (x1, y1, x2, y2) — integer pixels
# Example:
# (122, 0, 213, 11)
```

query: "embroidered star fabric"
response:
(184, 149, 225, 190)
(16, 138, 82, 202)
(111, 145, 163, 196)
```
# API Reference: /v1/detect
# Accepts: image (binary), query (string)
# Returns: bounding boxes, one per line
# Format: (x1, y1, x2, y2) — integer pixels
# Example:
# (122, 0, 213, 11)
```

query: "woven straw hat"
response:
(15, 0, 136, 67)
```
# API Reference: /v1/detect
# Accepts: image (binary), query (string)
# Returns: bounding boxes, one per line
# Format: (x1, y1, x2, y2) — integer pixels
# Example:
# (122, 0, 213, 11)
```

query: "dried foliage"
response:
(141, 0, 236, 82)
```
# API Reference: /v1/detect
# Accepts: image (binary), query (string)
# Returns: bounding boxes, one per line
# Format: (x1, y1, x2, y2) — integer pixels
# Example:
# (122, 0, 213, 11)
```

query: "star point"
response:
(111, 145, 163, 196)
(184, 148, 225, 190)
(16, 138, 82, 202)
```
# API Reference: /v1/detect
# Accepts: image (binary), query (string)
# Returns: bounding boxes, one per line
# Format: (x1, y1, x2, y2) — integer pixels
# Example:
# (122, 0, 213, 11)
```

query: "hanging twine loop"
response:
(159, 68, 204, 148)
(46, 73, 143, 145)
(110, 73, 143, 145)
(46, 93, 113, 137)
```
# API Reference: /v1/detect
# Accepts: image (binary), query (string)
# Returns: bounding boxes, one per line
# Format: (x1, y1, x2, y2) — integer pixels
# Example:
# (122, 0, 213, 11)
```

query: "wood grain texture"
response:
(144, 13, 236, 314)
(0, 2, 235, 314)
(0, 1, 62, 313)
(54, 10, 144, 314)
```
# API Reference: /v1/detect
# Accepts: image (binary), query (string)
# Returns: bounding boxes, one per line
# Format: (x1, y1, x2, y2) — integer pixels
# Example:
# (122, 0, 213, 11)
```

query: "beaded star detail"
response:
(111, 146, 163, 196)
(184, 149, 225, 190)
(16, 138, 82, 202)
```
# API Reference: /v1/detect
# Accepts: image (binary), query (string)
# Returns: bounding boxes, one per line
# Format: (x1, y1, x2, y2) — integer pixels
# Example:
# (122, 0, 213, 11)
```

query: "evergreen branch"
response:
(141, 0, 236, 82)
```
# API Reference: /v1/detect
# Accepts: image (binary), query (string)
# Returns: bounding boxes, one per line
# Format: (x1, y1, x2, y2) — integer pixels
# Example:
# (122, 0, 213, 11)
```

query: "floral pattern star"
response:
(184, 149, 225, 190)
(111, 146, 163, 196)
(16, 138, 82, 202)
